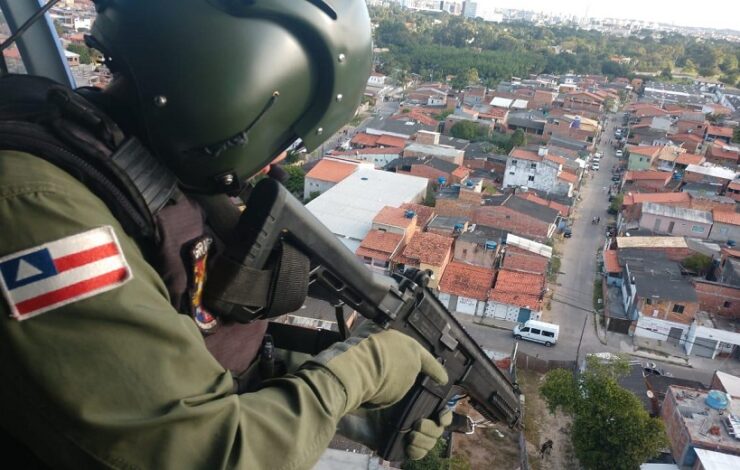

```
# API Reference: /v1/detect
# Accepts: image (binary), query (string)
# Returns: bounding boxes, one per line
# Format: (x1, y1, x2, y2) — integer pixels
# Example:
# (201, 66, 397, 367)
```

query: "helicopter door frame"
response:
(1, 0, 74, 87)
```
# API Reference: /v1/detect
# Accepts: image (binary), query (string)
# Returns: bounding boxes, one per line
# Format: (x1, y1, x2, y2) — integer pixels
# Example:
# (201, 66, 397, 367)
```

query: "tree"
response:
(733, 127, 740, 144)
(449, 120, 487, 141)
(284, 165, 305, 197)
(682, 253, 713, 276)
(659, 67, 673, 80)
(505, 129, 527, 153)
(609, 193, 623, 214)
(67, 44, 93, 65)
(541, 357, 668, 470)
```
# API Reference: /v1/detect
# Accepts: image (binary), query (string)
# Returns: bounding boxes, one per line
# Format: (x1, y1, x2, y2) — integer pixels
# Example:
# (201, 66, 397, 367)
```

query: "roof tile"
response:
(356, 230, 404, 261)
(393, 232, 453, 266)
(713, 209, 740, 226)
(373, 206, 415, 229)
(305, 159, 358, 183)
(438, 262, 495, 300)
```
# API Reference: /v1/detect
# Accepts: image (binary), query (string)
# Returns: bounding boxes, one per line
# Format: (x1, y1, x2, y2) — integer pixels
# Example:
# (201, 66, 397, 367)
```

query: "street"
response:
(454, 113, 740, 385)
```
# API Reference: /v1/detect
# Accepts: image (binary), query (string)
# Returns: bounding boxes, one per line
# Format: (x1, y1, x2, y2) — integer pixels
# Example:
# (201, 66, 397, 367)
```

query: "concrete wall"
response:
(304, 178, 336, 201)
(661, 390, 693, 467)
(637, 297, 699, 325)
(454, 239, 498, 268)
(438, 292, 486, 316)
(628, 153, 653, 171)
(709, 222, 740, 243)
(635, 314, 690, 342)
(694, 281, 740, 318)
(639, 212, 712, 239)
(502, 158, 559, 193)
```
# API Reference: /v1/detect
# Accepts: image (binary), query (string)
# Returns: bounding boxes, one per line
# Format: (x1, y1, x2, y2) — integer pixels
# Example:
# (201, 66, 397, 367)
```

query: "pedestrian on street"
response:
(540, 439, 553, 457)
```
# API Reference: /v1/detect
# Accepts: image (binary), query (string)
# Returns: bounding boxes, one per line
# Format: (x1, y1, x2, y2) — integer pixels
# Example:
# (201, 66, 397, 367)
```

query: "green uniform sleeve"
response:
(0, 151, 348, 470)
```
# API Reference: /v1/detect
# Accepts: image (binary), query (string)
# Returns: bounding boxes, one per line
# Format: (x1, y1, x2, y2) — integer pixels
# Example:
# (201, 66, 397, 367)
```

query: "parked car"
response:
(592, 162, 600, 170)
(615, 150, 623, 157)
(642, 362, 672, 377)
(513, 320, 560, 347)
(611, 175, 621, 182)
(563, 228, 573, 238)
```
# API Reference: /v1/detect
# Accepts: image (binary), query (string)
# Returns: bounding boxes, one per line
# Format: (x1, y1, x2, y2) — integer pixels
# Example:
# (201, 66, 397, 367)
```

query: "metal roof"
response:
(306, 168, 428, 252)
(404, 143, 463, 159)
(642, 202, 712, 224)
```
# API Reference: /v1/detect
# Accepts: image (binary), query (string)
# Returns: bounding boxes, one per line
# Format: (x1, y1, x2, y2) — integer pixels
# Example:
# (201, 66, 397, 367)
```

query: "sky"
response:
(489, 0, 740, 31)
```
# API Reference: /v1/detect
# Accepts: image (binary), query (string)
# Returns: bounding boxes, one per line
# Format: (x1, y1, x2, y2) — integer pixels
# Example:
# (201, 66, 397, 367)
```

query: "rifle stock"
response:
(233, 178, 521, 461)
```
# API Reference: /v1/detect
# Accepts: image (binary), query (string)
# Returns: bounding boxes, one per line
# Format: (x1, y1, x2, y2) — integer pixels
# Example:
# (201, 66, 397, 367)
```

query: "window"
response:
(530, 328, 541, 335)
(645, 298, 652, 305)
(530, 163, 537, 169)
(363, 256, 372, 264)
(528, 175, 535, 182)
(724, 301, 732, 308)
(521, 327, 530, 333)
(509, 171, 515, 175)
(511, 160, 518, 165)
(691, 225, 705, 233)
(542, 331, 555, 338)
(672, 304, 685, 314)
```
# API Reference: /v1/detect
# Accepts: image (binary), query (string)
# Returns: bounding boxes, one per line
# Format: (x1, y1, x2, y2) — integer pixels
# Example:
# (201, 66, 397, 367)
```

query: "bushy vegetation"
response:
(371, 6, 740, 87)
(541, 357, 667, 470)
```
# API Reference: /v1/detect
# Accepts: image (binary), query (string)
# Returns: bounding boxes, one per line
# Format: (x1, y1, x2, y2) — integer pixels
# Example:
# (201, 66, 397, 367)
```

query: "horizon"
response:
(482, 0, 740, 32)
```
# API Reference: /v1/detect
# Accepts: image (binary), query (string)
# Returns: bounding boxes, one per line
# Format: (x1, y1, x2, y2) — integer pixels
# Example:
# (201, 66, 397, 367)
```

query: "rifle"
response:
(218, 178, 521, 461)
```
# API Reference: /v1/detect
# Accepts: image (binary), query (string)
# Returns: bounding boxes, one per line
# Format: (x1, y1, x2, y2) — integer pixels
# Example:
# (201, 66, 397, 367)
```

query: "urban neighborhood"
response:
(3, 0, 740, 469)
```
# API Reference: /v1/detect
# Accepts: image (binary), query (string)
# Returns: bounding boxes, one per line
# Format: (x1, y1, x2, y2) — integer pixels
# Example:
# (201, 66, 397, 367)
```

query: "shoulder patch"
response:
(0, 226, 132, 321)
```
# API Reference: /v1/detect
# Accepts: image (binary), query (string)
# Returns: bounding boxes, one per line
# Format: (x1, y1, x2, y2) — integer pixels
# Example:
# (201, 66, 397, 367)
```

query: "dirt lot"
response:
(451, 369, 579, 470)
(519, 370, 579, 470)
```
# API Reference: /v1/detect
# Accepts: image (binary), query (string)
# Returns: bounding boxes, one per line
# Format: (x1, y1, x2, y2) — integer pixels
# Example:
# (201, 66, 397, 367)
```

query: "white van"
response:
(513, 320, 559, 346)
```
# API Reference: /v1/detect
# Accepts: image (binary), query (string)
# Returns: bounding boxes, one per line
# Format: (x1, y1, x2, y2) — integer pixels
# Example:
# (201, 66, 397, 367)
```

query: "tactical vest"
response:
(0, 74, 267, 375)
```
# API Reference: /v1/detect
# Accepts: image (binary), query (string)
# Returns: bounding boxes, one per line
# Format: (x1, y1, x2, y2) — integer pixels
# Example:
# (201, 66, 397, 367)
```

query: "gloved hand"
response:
(337, 407, 453, 460)
(304, 322, 448, 413)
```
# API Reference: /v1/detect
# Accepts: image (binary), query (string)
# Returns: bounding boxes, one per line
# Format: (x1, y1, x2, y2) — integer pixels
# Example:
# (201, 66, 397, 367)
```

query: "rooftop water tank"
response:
(404, 210, 416, 219)
(438, 176, 447, 185)
(705, 390, 730, 410)
(485, 240, 498, 250)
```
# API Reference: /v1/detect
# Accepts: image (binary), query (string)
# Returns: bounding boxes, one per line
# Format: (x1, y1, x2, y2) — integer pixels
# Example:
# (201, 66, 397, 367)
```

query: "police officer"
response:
(0, 0, 449, 468)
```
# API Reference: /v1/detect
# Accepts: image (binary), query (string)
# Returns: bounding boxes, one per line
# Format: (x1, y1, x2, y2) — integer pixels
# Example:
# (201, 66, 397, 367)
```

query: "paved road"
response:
(454, 114, 740, 385)
(457, 115, 620, 360)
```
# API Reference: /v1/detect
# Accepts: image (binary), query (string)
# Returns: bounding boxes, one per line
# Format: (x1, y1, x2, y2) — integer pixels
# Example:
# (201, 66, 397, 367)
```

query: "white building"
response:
(463, 0, 502, 22)
(502, 147, 569, 195)
(306, 167, 428, 252)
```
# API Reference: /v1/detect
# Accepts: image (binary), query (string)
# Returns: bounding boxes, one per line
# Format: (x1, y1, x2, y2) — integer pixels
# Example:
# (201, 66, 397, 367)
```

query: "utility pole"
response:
(574, 314, 589, 375)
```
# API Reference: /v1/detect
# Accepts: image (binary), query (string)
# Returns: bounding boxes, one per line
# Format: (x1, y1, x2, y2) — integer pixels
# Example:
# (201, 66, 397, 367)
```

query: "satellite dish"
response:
(646, 390, 655, 399)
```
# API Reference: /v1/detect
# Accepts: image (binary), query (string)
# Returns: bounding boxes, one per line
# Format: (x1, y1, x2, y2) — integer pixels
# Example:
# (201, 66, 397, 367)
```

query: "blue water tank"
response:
(404, 210, 416, 219)
(485, 240, 498, 250)
(454, 223, 464, 231)
(438, 176, 447, 185)
(466, 180, 475, 187)
(705, 390, 730, 410)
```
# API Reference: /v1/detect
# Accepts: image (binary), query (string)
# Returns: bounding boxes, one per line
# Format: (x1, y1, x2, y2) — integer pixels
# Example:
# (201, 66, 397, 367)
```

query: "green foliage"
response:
(370, 7, 740, 86)
(403, 439, 448, 470)
(304, 190, 321, 203)
(284, 166, 305, 197)
(284, 150, 303, 164)
(733, 127, 740, 144)
(449, 120, 488, 141)
(423, 190, 437, 207)
(66, 44, 93, 65)
(609, 193, 624, 213)
(433, 110, 453, 121)
(507, 129, 527, 153)
(682, 253, 713, 275)
(541, 358, 668, 470)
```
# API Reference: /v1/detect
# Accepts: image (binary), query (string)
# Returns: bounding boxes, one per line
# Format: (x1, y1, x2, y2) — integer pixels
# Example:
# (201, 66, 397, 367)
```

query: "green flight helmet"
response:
(90, 0, 372, 193)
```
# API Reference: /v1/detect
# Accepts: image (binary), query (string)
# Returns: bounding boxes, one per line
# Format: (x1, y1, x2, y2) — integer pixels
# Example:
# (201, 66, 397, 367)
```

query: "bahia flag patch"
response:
(0, 226, 132, 321)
